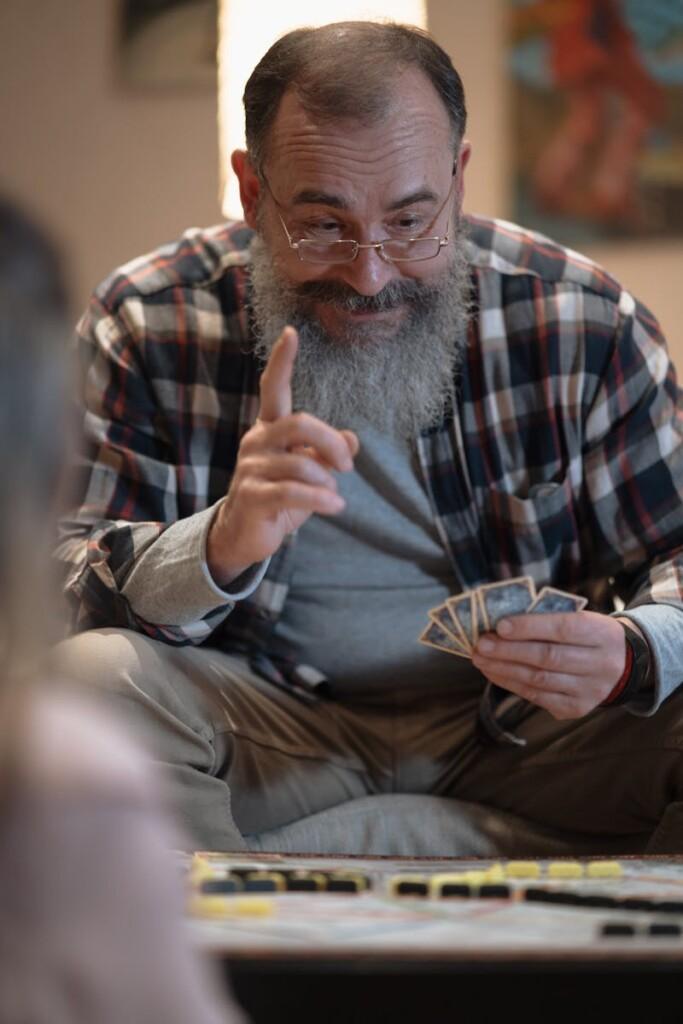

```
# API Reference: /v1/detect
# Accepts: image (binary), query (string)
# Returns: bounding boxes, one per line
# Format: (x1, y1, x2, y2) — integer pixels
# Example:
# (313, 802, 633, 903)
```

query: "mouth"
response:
(317, 302, 403, 322)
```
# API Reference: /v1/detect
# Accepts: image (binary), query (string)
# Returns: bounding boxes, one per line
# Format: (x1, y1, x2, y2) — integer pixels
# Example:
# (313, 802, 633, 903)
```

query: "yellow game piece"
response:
(189, 852, 218, 884)
(586, 860, 622, 879)
(461, 870, 489, 886)
(188, 894, 274, 918)
(548, 861, 584, 879)
(505, 861, 542, 879)
(482, 863, 506, 883)
(389, 873, 430, 896)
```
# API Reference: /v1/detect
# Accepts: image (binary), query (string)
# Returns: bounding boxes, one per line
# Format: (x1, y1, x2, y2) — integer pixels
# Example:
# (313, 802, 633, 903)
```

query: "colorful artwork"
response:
(118, 0, 218, 90)
(509, 0, 683, 242)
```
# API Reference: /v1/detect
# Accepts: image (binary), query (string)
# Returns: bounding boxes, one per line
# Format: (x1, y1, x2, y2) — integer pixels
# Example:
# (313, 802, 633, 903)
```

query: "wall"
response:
(0, 0, 221, 314)
(428, 0, 683, 362)
(1, 0, 681, 360)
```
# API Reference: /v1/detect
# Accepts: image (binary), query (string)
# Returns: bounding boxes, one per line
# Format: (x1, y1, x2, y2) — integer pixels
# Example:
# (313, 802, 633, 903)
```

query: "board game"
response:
(187, 852, 683, 964)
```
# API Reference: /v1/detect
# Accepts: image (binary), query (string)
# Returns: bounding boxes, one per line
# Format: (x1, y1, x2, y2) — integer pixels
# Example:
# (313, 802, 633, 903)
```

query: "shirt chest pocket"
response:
(481, 475, 582, 582)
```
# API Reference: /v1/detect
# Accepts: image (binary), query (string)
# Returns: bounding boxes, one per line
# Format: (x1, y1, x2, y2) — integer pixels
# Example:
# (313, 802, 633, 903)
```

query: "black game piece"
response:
(326, 873, 371, 893)
(574, 894, 619, 909)
(326, 878, 357, 893)
(244, 877, 279, 892)
(395, 880, 429, 897)
(652, 901, 683, 915)
(286, 876, 319, 892)
(479, 884, 511, 899)
(200, 877, 241, 894)
(541, 890, 583, 906)
(601, 922, 637, 937)
(649, 923, 682, 937)
(618, 898, 653, 912)
(524, 888, 553, 903)
(438, 884, 472, 899)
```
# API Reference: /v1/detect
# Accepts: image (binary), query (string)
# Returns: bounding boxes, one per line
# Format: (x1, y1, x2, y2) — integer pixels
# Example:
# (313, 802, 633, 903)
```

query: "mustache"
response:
(292, 277, 440, 314)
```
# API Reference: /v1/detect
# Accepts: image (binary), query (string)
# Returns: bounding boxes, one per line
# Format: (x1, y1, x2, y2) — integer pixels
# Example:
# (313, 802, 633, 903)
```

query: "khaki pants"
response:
(55, 628, 683, 856)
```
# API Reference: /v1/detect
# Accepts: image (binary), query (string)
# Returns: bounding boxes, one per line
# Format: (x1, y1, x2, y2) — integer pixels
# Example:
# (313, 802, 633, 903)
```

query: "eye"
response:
(300, 217, 344, 239)
(389, 211, 430, 236)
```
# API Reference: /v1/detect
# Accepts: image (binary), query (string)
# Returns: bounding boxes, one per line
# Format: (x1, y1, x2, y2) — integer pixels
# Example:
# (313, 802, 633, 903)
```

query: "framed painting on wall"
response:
(118, 0, 218, 90)
(508, 0, 683, 243)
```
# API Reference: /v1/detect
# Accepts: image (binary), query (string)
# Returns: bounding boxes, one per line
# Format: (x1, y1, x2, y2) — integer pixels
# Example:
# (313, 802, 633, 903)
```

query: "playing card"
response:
(445, 592, 481, 651)
(478, 576, 537, 632)
(527, 586, 588, 614)
(428, 603, 470, 654)
(419, 620, 471, 659)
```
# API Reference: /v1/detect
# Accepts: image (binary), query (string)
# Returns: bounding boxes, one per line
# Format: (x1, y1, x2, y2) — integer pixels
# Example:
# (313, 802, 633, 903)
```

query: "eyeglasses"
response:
(263, 171, 456, 265)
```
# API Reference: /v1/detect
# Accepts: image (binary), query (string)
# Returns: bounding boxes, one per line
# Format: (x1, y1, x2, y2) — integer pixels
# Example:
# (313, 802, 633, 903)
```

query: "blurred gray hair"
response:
(0, 199, 70, 773)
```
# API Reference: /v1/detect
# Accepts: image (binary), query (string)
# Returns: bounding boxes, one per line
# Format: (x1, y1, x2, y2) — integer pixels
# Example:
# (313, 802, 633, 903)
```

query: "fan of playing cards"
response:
(419, 577, 588, 660)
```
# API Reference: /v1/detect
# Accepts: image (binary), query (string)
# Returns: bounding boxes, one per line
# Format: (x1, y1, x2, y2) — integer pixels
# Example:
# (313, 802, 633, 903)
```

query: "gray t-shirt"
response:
(273, 427, 482, 697)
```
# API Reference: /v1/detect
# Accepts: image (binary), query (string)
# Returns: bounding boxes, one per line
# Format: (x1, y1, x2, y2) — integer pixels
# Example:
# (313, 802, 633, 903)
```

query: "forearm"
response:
(57, 505, 269, 643)
(121, 501, 269, 625)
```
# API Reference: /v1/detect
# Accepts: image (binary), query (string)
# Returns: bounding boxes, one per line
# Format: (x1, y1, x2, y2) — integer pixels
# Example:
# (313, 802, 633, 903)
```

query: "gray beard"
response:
(247, 223, 472, 438)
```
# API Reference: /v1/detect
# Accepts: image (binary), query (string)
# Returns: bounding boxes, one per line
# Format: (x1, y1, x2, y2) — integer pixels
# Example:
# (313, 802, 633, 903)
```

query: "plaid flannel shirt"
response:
(57, 215, 683, 733)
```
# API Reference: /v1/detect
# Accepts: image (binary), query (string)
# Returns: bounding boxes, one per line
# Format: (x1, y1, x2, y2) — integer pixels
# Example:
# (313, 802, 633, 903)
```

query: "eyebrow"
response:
(289, 187, 440, 210)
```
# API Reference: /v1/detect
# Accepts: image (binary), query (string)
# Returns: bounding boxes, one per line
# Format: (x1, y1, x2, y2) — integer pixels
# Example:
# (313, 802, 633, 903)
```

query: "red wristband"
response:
(601, 641, 634, 706)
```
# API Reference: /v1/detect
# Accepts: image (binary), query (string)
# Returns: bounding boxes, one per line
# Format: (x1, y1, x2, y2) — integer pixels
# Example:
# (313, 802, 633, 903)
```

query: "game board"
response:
(187, 853, 683, 964)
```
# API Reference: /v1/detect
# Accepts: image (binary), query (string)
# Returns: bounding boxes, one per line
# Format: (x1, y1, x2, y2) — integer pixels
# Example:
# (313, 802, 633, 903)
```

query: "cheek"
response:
(392, 239, 454, 284)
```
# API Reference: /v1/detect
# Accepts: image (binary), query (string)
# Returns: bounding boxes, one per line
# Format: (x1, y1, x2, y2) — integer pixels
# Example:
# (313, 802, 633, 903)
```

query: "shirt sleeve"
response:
(583, 290, 683, 712)
(615, 604, 683, 715)
(120, 501, 269, 627)
(56, 291, 260, 645)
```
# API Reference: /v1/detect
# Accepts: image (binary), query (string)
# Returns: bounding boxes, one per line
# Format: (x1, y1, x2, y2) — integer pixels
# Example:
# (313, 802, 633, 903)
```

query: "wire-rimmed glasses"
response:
(263, 172, 456, 265)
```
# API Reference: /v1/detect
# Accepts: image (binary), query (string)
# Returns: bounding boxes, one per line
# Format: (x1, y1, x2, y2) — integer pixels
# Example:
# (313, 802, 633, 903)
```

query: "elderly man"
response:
(57, 22, 683, 856)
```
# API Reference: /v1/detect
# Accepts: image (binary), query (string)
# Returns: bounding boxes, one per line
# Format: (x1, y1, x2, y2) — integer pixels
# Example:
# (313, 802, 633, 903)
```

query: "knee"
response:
(52, 628, 157, 696)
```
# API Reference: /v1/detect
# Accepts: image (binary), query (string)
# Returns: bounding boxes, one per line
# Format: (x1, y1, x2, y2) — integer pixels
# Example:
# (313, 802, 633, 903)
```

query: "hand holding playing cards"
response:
(419, 578, 628, 721)
(471, 610, 627, 720)
(207, 326, 358, 585)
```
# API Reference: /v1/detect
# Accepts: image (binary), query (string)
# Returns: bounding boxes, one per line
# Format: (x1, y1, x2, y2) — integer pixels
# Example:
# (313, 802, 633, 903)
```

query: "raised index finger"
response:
(258, 326, 298, 423)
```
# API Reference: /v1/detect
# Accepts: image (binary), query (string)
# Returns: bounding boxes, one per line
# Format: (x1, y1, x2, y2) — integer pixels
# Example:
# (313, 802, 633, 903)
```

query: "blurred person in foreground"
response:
(0, 199, 244, 1022)
(56, 22, 683, 858)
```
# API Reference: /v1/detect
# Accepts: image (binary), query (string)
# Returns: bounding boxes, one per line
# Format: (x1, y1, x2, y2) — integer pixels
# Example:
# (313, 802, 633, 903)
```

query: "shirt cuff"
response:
(121, 503, 269, 627)
(612, 603, 683, 717)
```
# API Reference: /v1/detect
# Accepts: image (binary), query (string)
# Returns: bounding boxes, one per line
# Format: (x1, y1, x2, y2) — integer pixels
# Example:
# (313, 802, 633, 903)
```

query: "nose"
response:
(332, 243, 399, 296)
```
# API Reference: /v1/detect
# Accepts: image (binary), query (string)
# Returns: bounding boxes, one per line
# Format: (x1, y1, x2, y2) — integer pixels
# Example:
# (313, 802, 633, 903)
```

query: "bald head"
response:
(243, 21, 467, 177)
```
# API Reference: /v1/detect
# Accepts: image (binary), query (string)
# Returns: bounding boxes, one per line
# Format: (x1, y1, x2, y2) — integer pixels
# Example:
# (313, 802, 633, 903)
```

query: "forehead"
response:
(264, 68, 455, 200)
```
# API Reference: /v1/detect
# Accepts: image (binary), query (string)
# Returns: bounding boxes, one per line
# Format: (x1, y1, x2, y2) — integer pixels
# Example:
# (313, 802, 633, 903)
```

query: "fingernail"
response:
(497, 619, 512, 636)
(478, 638, 494, 653)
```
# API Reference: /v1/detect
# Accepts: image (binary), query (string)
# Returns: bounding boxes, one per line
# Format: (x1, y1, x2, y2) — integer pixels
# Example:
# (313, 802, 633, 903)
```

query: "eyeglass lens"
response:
(296, 237, 443, 264)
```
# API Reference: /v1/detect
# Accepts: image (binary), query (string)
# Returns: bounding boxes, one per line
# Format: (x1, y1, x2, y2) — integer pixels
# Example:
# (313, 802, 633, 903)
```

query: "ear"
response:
(231, 150, 261, 228)
(454, 140, 472, 212)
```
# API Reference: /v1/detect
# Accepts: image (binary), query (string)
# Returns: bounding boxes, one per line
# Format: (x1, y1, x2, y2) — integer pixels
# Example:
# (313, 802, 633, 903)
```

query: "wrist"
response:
(601, 620, 653, 707)
(206, 503, 252, 587)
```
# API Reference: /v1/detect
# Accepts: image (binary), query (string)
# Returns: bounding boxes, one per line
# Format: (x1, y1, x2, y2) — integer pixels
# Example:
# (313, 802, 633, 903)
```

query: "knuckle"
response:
(291, 411, 311, 430)
(529, 668, 549, 688)
(239, 477, 260, 501)
(239, 425, 264, 455)
(557, 619, 576, 644)
(544, 643, 562, 671)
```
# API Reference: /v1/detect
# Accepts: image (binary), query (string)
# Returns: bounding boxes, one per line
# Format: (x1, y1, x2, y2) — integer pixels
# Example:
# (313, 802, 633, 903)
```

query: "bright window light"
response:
(218, 0, 427, 218)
